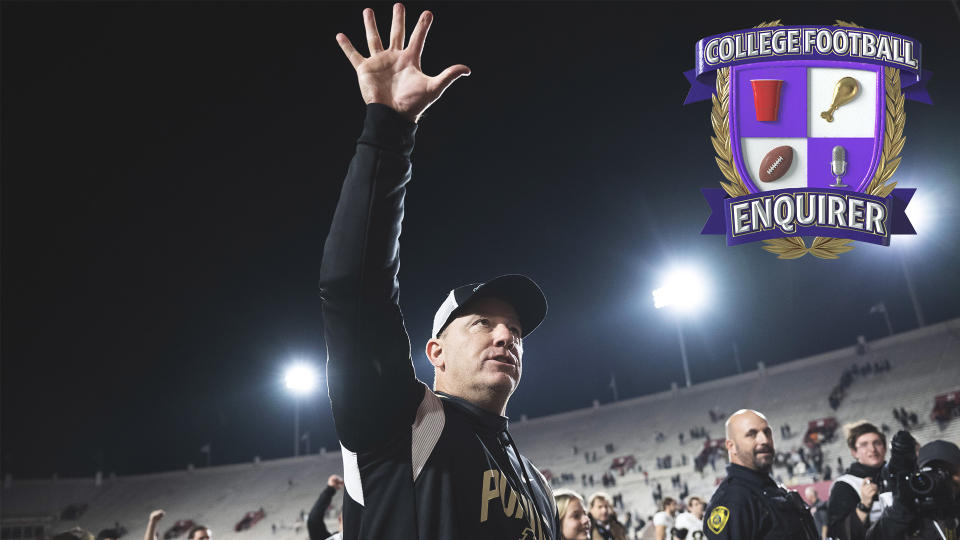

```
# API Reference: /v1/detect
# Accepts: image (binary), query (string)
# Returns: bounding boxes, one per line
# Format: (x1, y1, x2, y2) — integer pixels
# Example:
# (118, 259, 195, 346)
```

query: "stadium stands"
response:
(3, 318, 958, 539)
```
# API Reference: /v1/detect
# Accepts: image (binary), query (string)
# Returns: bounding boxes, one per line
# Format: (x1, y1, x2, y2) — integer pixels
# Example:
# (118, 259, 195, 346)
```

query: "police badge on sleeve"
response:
(685, 21, 932, 259)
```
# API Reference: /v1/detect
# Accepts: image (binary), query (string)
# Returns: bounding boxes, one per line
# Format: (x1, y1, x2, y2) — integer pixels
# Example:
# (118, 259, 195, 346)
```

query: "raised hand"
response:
(328, 474, 345, 489)
(148, 510, 165, 523)
(336, 3, 470, 123)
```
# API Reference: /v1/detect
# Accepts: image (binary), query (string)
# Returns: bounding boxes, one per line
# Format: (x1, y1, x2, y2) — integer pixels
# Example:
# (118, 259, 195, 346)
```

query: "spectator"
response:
(185, 526, 210, 540)
(675, 496, 704, 539)
(588, 492, 628, 540)
(554, 489, 592, 540)
(96, 530, 120, 540)
(828, 422, 890, 540)
(308, 474, 344, 540)
(653, 497, 678, 540)
(805, 486, 828, 540)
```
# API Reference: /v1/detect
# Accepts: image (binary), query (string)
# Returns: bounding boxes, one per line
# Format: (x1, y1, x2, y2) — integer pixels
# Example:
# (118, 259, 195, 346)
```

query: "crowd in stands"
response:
(829, 360, 893, 410)
(892, 406, 919, 429)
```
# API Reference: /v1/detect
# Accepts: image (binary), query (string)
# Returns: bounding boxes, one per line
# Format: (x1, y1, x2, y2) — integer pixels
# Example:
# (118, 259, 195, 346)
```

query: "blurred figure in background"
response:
(653, 497, 678, 540)
(804, 487, 828, 539)
(675, 496, 705, 538)
(589, 492, 628, 540)
(185, 526, 210, 540)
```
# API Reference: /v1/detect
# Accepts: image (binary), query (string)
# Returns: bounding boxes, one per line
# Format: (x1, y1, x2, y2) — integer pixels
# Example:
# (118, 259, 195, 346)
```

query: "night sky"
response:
(3, 1, 959, 479)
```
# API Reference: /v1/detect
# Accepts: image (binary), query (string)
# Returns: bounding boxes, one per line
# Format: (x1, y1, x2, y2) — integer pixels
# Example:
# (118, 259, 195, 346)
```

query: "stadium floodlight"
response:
(284, 363, 318, 396)
(652, 267, 708, 312)
(653, 266, 709, 388)
(284, 361, 319, 457)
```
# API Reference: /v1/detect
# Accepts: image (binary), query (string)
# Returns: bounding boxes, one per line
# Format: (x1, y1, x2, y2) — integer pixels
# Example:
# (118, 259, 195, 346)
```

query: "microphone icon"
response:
(830, 145, 849, 188)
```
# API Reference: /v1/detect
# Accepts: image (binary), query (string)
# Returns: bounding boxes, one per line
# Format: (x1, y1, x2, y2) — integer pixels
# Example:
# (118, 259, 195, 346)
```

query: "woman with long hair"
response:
(554, 488, 592, 540)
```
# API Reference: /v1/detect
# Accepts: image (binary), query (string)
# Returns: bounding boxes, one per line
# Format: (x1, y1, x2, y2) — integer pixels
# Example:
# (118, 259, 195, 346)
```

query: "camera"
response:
(882, 431, 960, 521)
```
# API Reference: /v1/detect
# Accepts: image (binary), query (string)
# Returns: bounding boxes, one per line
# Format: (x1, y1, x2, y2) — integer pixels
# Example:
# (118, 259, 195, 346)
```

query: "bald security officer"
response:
(703, 409, 819, 540)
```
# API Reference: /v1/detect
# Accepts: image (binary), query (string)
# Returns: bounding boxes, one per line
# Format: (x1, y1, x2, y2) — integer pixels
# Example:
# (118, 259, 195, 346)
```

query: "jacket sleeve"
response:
(704, 488, 757, 540)
(319, 103, 424, 452)
(864, 500, 918, 540)
(828, 481, 866, 540)
(307, 486, 337, 540)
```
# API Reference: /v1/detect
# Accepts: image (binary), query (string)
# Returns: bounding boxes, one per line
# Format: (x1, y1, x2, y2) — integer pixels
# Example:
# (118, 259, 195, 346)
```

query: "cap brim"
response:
(469, 275, 548, 338)
(918, 440, 960, 467)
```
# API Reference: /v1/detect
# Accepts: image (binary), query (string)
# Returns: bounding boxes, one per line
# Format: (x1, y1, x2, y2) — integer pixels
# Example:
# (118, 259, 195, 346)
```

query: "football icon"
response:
(758, 145, 794, 182)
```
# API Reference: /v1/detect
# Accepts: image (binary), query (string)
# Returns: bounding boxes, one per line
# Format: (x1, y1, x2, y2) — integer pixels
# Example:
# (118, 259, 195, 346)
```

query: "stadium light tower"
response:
(284, 362, 319, 457)
(896, 192, 929, 329)
(653, 267, 708, 388)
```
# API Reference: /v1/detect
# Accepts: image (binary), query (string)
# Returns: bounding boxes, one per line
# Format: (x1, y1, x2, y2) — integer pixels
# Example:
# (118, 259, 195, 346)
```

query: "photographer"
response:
(866, 437, 960, 540)
(828, 422, 892, 540)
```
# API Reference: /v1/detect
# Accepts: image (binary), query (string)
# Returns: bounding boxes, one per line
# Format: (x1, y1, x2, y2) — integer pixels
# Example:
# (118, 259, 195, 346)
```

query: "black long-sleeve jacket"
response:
(865, 500, 959, 540)
(318, 104, 558, 540)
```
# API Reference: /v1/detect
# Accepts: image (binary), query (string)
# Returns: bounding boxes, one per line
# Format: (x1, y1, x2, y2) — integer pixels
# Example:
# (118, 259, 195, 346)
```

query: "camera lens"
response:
(908, 471, 934, 494)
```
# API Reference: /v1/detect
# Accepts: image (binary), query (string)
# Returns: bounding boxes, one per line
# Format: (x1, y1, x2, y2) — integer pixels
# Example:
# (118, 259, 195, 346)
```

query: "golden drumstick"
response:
(821, 77, 860, 122)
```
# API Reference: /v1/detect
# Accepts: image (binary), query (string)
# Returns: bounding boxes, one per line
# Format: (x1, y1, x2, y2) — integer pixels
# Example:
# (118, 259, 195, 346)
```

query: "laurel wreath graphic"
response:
(710, 20, 906, 259)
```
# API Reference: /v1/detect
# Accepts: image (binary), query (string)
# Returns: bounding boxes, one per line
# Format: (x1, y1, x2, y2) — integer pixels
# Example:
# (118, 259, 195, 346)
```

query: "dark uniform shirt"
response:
(704, 464, 819, 540)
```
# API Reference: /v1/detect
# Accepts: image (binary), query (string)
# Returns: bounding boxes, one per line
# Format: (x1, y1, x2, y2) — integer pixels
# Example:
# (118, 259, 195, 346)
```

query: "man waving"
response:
(320, 4, 558, 539)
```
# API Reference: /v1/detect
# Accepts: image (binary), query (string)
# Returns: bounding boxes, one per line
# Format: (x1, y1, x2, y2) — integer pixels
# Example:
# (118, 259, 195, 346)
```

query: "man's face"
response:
(727, 411, 775, 473)
(667, 500, 678, 516)
(804, 488, 819, 505)
(433, 297, 523, 397)
(851, 432, 886, 468)
(190, 530, 211, 540)
(689, 499, 704, 519)
(589, 498, 612, 523)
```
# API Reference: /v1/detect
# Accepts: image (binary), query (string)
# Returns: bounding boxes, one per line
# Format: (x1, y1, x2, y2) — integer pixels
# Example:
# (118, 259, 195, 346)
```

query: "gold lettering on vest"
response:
(480, 469, 500, 523)
(514, 492, 526, 520)
(499, 474, 518, 516)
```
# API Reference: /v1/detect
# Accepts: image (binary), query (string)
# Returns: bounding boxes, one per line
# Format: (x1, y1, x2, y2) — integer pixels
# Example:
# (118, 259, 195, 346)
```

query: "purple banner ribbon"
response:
(683, 25, 933, 105)
(701, 188, 916, 246)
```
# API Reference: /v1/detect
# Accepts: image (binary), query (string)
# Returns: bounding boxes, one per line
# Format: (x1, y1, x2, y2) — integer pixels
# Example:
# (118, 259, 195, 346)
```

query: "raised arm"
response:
(308, 475, 344, 540)
(319, 3, 469, 452)
(144, 510, 164, 540)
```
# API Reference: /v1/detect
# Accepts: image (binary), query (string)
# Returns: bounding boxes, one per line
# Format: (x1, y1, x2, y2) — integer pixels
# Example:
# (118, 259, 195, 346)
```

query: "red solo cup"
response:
(751, 79, 783, 122)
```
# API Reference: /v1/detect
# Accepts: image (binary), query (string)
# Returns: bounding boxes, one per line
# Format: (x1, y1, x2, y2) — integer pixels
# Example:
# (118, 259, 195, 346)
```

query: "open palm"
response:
(336, 4, 470, 123)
